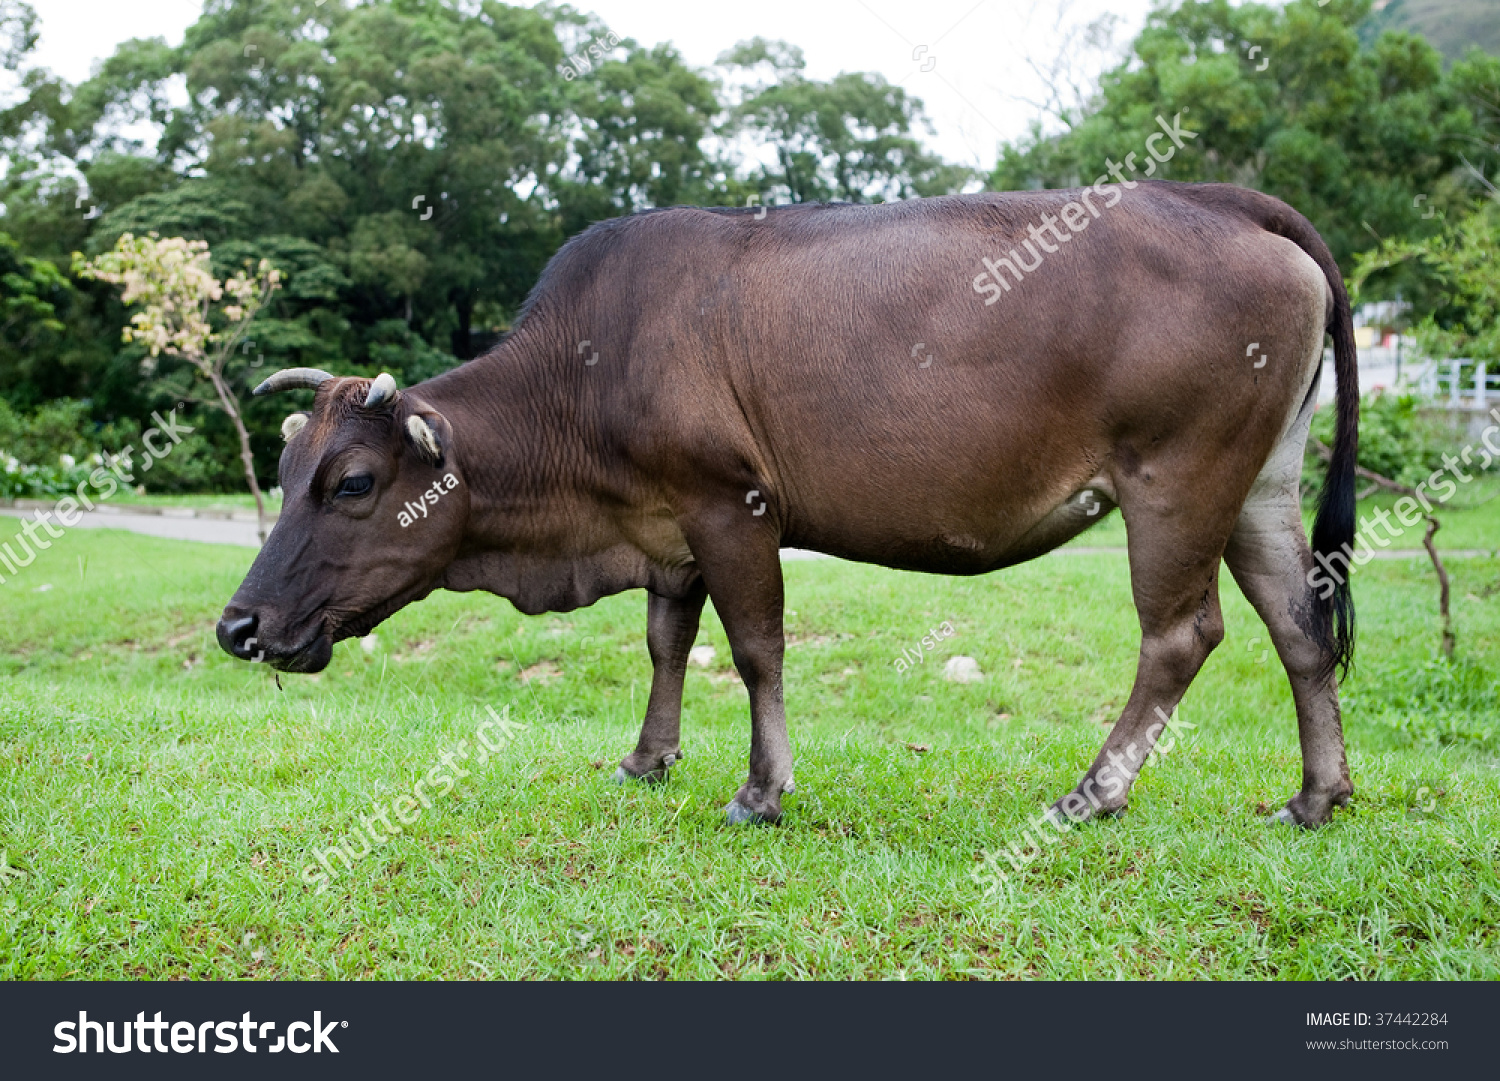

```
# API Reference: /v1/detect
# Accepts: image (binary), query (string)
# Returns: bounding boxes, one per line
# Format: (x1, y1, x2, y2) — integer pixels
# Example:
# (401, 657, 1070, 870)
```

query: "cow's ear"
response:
(404, 409, 452, 468)
(281, 413, 310, 442)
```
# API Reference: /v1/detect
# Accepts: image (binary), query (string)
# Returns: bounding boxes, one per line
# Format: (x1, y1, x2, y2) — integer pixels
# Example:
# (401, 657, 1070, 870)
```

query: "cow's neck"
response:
(416, 335, 691, 613)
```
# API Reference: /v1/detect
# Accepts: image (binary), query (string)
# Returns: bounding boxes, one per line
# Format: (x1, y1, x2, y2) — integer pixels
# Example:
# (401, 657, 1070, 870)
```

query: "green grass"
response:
(0, 528, 1497, 979)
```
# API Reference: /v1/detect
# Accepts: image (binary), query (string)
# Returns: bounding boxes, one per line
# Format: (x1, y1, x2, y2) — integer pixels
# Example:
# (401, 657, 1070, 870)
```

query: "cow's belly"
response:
(781, 465, 1120, 574)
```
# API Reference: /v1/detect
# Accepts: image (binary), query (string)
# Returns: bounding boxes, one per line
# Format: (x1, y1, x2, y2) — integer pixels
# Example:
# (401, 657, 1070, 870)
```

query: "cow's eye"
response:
(336, 474, 374, 499)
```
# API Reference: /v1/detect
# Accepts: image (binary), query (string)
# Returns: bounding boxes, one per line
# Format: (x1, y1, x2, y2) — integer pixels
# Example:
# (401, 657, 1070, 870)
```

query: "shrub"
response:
(13, 398, 94, 465)
(0, 398, 98, 501)
(1304, 390, 1469, 494)
(135, 433, 237, 494)
(0, 398, 20, 449)
(0, 452, 96, 502)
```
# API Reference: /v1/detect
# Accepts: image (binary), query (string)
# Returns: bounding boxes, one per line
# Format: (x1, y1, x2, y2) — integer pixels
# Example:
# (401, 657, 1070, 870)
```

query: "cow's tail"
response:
(1308, 263, 1359, 680)
(1190, 183, 1358, 679)
(1241, 188, 1358, 679)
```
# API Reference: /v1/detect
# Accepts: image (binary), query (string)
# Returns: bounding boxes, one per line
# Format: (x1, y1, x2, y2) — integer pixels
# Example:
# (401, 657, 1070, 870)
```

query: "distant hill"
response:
(1360, 0, 1500, 62)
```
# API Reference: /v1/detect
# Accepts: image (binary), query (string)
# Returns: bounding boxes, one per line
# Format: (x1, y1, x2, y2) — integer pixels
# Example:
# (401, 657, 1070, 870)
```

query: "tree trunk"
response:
(207, 368, 268, 544)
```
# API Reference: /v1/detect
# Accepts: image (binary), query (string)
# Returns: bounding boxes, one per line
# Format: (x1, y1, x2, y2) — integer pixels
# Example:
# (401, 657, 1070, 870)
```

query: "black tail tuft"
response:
(1310, 283, 1359, 680)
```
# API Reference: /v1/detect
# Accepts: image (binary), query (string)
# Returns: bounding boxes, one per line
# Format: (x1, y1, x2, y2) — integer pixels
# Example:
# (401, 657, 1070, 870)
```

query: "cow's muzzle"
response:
(215, 610, 333, 672)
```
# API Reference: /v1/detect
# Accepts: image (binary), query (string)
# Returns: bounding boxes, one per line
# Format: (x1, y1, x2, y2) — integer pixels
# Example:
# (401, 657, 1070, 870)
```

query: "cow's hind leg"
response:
(1224, 457, 1352, 827)
(615, 581, 708, 784)
(1052, 499, 1233, 823)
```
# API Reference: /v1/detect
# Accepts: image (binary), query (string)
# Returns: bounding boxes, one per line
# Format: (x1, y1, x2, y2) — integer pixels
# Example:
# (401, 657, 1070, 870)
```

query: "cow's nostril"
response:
(216, 613, 260, 660)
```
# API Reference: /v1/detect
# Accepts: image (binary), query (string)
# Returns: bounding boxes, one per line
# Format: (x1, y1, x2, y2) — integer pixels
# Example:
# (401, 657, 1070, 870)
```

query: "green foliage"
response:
(7, 396, 90, 462)
(721, 37, 972, 203)
(561, 36, 728, 216)
(0, 0, 37, 71)
(1352, 199, 1500, 363)
(90, 182, 255, 251)
(0, 230, 70, 403)
(0, 396, 97, 499)
(0, 455, 92, 500)
(364, 319, 459, 387)
(1306, 390, 1460, 490)
(989, 0, 1492, 268)
(135, 432, 240, 494)
(0, 395, 242, 498)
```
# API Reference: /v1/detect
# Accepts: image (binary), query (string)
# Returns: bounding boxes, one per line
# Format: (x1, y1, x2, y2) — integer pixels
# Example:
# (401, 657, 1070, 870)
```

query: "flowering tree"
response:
(75, 233, 281, 540)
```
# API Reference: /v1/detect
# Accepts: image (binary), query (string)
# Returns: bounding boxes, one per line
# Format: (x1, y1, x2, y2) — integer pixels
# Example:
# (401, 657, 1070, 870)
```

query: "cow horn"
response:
(253, 368, 335, 396)
(364, 372, 399, 409)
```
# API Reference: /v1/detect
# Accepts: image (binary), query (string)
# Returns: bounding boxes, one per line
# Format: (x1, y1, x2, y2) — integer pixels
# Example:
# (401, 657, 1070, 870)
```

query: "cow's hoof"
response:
(613, 751, 679, 786)
(724, 799, 767, 826)
(1268, 804, 1327, 829)
(1269, 788, 1351, 828)
(724, 778, 789, 825)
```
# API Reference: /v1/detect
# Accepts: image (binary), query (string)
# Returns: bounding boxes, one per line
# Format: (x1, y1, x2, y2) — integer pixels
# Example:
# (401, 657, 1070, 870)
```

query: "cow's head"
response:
(215, 368, 466, 672)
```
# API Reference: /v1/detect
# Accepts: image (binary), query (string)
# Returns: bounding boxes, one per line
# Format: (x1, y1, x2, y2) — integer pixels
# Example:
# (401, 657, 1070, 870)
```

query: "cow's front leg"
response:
(615, 581, 707, 784)
(682, 510, 793, 824)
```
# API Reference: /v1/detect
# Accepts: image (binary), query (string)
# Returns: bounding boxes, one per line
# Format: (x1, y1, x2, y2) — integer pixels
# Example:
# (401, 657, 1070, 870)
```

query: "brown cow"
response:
(219, 180, 1358, 828)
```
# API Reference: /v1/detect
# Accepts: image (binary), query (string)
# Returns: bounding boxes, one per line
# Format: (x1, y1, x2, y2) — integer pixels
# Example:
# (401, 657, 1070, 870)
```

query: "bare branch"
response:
(1459, 153, 1499, 198)
(1308, 437, 1419, 497)
(1423, 516, 1455, 658)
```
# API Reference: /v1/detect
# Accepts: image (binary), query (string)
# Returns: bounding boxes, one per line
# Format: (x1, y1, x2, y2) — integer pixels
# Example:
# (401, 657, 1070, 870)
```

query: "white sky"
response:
(25, 0, 1158, 171)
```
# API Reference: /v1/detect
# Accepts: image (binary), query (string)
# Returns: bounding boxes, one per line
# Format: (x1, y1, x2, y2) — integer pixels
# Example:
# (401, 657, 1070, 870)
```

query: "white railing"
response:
(1410, 359, 1497, 409)
(1320, 347, 1497, 410)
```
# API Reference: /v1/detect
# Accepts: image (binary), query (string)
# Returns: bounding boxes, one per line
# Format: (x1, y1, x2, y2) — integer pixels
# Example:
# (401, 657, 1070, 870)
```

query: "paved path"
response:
(2, 506, 1492, 561)
(1, 505, 266, 547)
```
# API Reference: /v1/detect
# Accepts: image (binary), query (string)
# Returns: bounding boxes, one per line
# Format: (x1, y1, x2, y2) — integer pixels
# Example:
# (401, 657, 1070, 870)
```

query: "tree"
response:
(989, 0, 1490, 267)
(75, 234, 281, 539)
(720, 37, 970, 204)
(0, 0, 36, 71)
(1351, 197, 1500, 363)
(558, 36, 731, 222)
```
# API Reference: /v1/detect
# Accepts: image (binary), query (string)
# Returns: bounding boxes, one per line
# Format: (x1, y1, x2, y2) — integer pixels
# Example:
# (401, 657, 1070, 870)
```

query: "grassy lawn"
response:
(0, 527, 1497, 980)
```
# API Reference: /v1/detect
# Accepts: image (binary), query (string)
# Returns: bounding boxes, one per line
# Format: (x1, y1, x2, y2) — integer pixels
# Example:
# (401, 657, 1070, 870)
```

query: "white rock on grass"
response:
(688, 645, 717, 667)
(944, 655, 983, 683)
